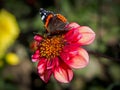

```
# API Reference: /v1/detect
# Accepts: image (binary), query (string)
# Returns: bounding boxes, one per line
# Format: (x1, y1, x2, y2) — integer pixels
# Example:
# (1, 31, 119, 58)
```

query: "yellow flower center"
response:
(40, 35, 65, 59)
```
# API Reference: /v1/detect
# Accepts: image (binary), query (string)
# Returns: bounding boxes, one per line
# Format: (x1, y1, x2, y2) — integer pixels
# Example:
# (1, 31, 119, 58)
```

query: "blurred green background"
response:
(0, 0, 120, 90)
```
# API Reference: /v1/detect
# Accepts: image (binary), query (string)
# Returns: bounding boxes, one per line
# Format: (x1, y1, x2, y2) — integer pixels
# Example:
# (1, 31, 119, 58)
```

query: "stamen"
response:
(39, 35, 65, 59)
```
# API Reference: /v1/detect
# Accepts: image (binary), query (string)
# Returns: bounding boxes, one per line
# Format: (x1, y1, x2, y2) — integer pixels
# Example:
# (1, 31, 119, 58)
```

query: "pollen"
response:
(40, 35, 65, 59)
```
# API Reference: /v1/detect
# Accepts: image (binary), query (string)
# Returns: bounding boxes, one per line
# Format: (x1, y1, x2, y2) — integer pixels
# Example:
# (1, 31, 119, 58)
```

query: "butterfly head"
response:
(39, 8, 53, 24)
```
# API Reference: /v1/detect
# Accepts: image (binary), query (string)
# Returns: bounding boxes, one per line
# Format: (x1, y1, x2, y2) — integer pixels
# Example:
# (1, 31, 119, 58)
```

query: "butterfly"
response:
(39, 8, 69, 35)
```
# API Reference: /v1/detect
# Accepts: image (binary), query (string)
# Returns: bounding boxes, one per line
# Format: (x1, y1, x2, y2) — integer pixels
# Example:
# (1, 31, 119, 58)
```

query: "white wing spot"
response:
(43, 13, 46, 15)
(41, 15, 45, 20)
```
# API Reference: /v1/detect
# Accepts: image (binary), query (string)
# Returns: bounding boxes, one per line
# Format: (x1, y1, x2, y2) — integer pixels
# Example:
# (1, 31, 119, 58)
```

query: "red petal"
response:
(66, 48, 89, 69)
(53, 61, 73, 83)
(65, 22, 85, 44)
(65, 22, 80, 40)
(31, 55, 39, 62)
(37, 58, 46, 74)
(60, 52, 70, 61)
(47, 57, 59, 69)
(31, 50, 40, 62)
(78, 26, 95, 45)
(34, 34, 43, 42)
(66, 22, 80, 28)
(65, 29, 82, 44)
(60, 44, 80, 62)
(37, 59, 52, 83)
(40, 69, 52, 83)
(63, 43, 80, 53)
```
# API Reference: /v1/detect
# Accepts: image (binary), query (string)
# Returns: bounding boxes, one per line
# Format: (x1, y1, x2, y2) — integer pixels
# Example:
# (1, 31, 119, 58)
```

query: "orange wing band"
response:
(56, 14, 67, 23)
(45, 14, 53, 28)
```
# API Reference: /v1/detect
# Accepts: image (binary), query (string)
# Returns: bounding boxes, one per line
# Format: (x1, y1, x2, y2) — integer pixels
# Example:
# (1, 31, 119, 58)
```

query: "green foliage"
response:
(0, 0, 120, 90)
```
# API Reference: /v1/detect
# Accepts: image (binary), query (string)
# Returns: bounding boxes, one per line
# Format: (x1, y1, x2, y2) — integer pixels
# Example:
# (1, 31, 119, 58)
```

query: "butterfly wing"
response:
(47, 15, 69, 35)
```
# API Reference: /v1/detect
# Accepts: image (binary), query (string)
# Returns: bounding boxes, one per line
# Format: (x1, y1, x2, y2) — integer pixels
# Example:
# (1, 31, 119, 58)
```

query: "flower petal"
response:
(40, 69, 52, 83)
(60, 52, 70, 61)
(60, 44, 80, 62)
(31, 50, 40, 62)
(54, 61, 73, 83)
(37, 58, 46, 74)
(65, 29, 82, 44)
(78, 26, 95, 45)
(66, 22, 80, 29)
(34, 34, 43, 42)
(47, 57, 59, 69)
(62, 43, 80, 53)
(37, 59, 52, 83)
(66, 48, 89, 69)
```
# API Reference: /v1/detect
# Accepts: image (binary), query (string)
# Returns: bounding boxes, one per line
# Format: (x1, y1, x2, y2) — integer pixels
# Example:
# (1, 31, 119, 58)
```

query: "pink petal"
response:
(60, 52, 70, 61)
(37, 59, 52, 83)
(31, 50, 40, 62)
(47, 57, 59, 69)
(78, 26, 95, 45)
(54, 61, 73, 83)
(34, 34, 43, 42)
(66, 22, 80, 29)
(65, 29, 82, 44)
(64, 29, 75, 41)
(31, 54, 39, 62)
(65, 22, 85, 44)
(46, 59, 54, 69)
(60, 44, 80, 62)
(65, 22, 80, 40)
(37, 58, 46, 74)
(63, 43, 80, 53)
(40, 69, 52, 83)
(66, 48, 89, 69)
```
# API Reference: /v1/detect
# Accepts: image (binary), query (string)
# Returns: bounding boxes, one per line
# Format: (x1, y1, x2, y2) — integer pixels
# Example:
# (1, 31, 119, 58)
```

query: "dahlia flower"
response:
(32, 22, 95, 83)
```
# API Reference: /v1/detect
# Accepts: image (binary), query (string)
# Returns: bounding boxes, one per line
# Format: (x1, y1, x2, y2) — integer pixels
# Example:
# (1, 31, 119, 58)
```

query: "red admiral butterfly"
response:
(40, 8, 69, 35)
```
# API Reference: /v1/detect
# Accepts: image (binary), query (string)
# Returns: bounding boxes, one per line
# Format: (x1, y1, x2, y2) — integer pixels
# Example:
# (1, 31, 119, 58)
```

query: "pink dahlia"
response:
(32, 22, 95, 83)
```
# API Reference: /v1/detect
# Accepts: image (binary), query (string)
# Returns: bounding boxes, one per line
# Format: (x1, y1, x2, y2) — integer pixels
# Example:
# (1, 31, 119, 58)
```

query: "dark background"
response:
(0, 0, 120, 90)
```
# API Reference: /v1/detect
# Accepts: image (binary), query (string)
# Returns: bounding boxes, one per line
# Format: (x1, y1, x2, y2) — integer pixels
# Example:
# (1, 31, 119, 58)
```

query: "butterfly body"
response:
(40, 8, 69, 35)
